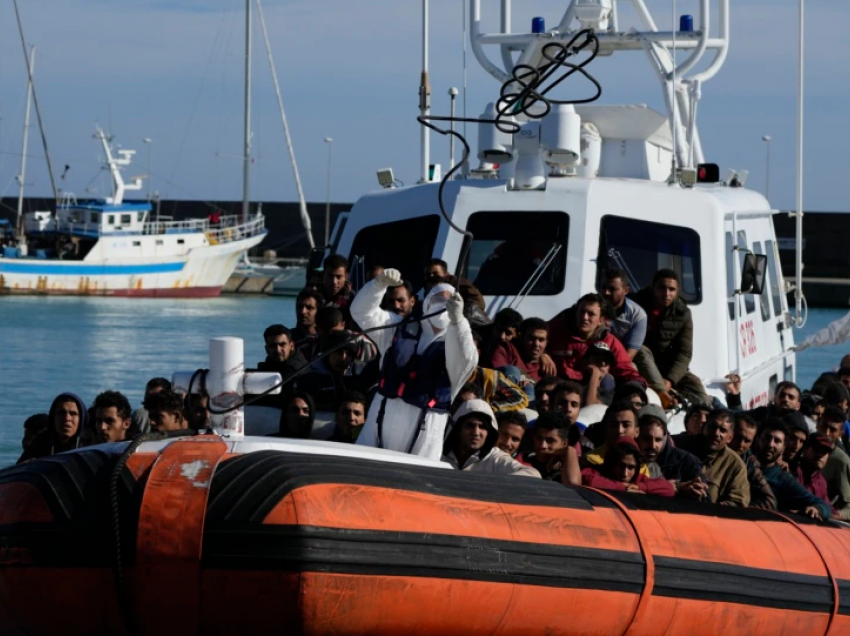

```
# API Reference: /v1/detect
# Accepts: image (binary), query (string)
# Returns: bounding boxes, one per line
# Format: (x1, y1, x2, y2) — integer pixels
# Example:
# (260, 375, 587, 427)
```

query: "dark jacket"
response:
(762, 464, 831, 519)
(258, 349, 310, 382)
(632, 287, 693, 384)
(741, 449, 778, 510)
(656, 438, 703, 483)
(17, 393, 88, 464)
(274, 391, 316, 439)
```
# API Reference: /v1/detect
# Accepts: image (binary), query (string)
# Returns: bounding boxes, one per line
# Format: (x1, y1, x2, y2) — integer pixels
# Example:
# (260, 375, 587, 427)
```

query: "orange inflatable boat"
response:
(0, 435, 849, 636)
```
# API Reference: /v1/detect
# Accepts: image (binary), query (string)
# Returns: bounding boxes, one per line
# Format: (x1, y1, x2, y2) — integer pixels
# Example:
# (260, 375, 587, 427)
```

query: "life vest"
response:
(374, 313, 452, 452)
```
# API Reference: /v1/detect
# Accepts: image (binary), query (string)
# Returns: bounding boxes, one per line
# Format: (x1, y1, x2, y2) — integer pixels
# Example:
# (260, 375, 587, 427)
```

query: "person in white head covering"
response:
(350, 268, 478, 460)
(442, 399, 540, 477)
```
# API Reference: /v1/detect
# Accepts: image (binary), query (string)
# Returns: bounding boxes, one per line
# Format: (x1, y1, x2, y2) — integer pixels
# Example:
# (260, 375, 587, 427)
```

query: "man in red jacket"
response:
(547, 293, 645, 387)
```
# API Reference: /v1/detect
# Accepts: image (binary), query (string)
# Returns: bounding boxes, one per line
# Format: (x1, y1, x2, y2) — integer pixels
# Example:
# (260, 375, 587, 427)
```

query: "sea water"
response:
(0, 296, 846, 468)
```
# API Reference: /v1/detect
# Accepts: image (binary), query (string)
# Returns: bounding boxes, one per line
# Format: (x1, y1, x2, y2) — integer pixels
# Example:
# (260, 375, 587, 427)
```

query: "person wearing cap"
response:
(728, 413, 777, 510)
(793, 433, 837, 516)
(817, 405, 850, 521)
(631, 269, 707, 407)
(756, 419, 831, 520)
(351, 268, 478, 461)
(546, 293, 645, 387)
(442, 400, 541, 477)
(581, 342, 617, 406)
(636, 404, 704, 487)
(600, 268, 647, 361)
(672, 403, 712, 448)
(580, 436, 675, 496)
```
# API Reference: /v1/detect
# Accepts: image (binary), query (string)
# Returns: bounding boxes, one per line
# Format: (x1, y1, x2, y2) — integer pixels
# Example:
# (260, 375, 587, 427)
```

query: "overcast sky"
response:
(0, 0, 846, 211)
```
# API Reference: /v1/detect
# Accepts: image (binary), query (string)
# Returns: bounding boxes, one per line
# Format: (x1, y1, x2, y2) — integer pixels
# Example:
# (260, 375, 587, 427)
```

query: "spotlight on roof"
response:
(377, 168, 395, 189)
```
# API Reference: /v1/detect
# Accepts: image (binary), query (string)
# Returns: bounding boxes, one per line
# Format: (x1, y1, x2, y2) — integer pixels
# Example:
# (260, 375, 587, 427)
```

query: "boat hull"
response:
(0, 232, 266, 297)
(1, 437, 849, 636)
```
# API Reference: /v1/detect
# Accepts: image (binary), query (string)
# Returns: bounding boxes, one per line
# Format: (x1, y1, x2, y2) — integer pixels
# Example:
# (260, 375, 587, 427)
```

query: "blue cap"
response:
(679, 14, 694, 33)
(532, 17, 545, 34)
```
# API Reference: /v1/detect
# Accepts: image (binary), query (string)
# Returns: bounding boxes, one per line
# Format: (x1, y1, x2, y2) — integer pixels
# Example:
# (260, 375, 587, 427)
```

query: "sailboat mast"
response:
(16, 46, 35, 241)
(242, 0, 252, 223)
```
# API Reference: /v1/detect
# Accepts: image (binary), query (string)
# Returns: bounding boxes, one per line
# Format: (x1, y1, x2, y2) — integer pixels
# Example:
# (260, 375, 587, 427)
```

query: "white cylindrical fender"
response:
(208, 337, 246, 439)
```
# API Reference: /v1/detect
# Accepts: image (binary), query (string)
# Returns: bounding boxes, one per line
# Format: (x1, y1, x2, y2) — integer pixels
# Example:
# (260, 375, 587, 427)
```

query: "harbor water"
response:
(0, 296, 847, 468)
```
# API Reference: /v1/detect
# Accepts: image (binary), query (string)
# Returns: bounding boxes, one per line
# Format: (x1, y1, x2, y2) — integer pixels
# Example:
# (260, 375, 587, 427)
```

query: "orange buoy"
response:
(0, 437, 848, 636)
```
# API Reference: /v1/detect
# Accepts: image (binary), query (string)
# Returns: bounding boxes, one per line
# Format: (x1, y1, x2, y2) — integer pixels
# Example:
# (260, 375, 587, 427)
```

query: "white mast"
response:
(15, 46, 35, 243)
(794, 0, 805, 325)
(255, 0, 315, 249)
(242, 0, 252, 223)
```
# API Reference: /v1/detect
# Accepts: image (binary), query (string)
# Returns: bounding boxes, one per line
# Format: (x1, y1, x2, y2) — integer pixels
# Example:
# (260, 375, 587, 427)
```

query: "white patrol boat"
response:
(325, 0, 806, 426)
(0, 130, 266, 297)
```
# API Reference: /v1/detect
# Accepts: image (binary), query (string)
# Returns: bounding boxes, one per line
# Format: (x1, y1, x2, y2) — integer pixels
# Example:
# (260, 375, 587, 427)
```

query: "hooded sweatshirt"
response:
(441, 399, 540, 477)
(17, 392, 88, 464)
(353, 280, 478, 460)
(581, 436, 675, 496)
(273, 391, 316, 439)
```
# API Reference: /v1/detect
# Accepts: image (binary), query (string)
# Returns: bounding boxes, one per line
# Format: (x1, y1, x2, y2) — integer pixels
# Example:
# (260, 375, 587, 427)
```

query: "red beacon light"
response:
(697, 163, 720, 183)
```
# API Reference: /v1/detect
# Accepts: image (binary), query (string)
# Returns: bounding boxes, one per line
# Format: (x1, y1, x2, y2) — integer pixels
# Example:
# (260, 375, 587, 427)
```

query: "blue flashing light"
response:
(680, 14, 694, 33)
(532, 17, 545, 34)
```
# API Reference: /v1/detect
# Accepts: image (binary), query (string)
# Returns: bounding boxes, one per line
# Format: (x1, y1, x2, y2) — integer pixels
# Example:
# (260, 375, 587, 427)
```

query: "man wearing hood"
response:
(546, 293, 645, 386)
(275, 392, 316, 439)
(18, 392, 87, 463)
(442, 399, 540, 477)
(351, 268, 478, 460)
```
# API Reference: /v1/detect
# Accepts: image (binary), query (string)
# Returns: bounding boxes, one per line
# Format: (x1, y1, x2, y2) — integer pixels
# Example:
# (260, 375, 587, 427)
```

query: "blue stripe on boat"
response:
(0, 261, 186, 275)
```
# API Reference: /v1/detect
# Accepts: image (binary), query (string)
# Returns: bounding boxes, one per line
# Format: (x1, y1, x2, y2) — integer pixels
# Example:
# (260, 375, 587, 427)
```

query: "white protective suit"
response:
(352, 276, 478, 460)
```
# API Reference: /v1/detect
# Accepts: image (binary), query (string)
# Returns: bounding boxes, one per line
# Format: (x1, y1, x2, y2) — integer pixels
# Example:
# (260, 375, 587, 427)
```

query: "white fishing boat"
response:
(325, 0, 809, 428)
(0, 129, 266, 297)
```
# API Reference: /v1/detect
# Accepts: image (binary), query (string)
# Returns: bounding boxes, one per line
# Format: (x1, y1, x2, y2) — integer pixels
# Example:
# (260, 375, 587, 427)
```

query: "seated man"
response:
(756, 419, 831, 520)
(675, 409, 750, 506)
(580, 342, 617, 406)
(728, 381, 804, 425)
(308, 307, 378, 374)
(146, 389, 191, 434)
(611, 382, 649, 410)
(636, 404, 703, 486)
(547, 293, 644, 386)
(582, 401, 649, 477)
(581, 437, 675, 496)
(18, 392, 88, 463)
(258, 324, 309, 380)
(782, 411, 811, 468)
(329, 391, 368, 443)
(21, 413, 48, 452)
(292, 288, 324, 353)
(728, 413, 777, 510)
(671, 403, 712, 448)
(549, 381, 585, 435)
(320, 254, 354, 322)
(489, 317, 549, 388)
(522, 411, 576, 481)
(631, 269, 707, 406)
(92, 391, 133, 443)
(496, 411, 528, 458)
(274, 392, 315, 439)
(441, 399, 540, 477)
(131, 377, 171, 437)
(794, 433, 837, 516)
(600, 268, 647, 360)
(533, 376, 560, 414)
(817, 406, 850, 521)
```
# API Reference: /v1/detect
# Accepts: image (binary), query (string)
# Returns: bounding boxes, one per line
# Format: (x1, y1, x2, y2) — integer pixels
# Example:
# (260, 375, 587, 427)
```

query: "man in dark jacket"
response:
(729, 413, 778, 510)
(636, 404, 704, 486)
(18, 392, 88, 463)
(631, 269, 707, 406)
(258, 324, 309, 381)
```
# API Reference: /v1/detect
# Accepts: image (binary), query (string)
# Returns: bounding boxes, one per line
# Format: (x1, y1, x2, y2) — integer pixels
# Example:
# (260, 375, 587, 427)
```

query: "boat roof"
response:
(66, 200, 152, 213)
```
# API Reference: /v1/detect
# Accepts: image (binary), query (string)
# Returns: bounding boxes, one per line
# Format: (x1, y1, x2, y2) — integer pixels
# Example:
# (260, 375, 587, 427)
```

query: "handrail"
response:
(53, 214, 265, 244)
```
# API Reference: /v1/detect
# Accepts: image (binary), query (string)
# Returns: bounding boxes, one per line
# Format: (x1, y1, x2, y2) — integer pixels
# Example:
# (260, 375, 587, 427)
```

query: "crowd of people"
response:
(17, 254, 850, 522)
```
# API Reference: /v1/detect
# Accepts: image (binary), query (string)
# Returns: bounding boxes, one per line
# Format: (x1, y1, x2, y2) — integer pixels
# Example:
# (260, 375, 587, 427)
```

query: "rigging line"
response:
(417, 30, 601, 272)
(169, 0, 236, 183)
(11, 0, 58, 204)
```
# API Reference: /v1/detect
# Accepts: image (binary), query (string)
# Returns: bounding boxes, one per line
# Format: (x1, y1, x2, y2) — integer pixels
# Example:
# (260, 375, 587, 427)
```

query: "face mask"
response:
(425, 295, 451, 333)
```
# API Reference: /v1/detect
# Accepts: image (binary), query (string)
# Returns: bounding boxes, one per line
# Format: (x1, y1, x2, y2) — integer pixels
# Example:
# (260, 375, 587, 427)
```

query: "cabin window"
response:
(121, 214, 132, 225)
(737, 231, 755, 315)
(765, 240, 783, 317)
(348, 215, 441, 292)
(132, 241, 141, 247)
(90, 212, 99, 224)
(753, 242, 771, 321)
(107, 215, 115, 225)
(156, 239, 164, 246)
(177, 239, 185, 245)
(458, 211, 569, 296)
(598, 216, 701, 304)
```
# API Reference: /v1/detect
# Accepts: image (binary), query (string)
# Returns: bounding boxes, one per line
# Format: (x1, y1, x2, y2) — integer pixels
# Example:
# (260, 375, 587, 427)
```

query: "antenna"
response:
(670, 0, 678, 182)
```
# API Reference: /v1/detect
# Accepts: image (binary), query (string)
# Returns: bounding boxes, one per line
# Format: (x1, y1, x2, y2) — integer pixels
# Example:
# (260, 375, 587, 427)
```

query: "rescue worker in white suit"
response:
(351, 268, 478, 460)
